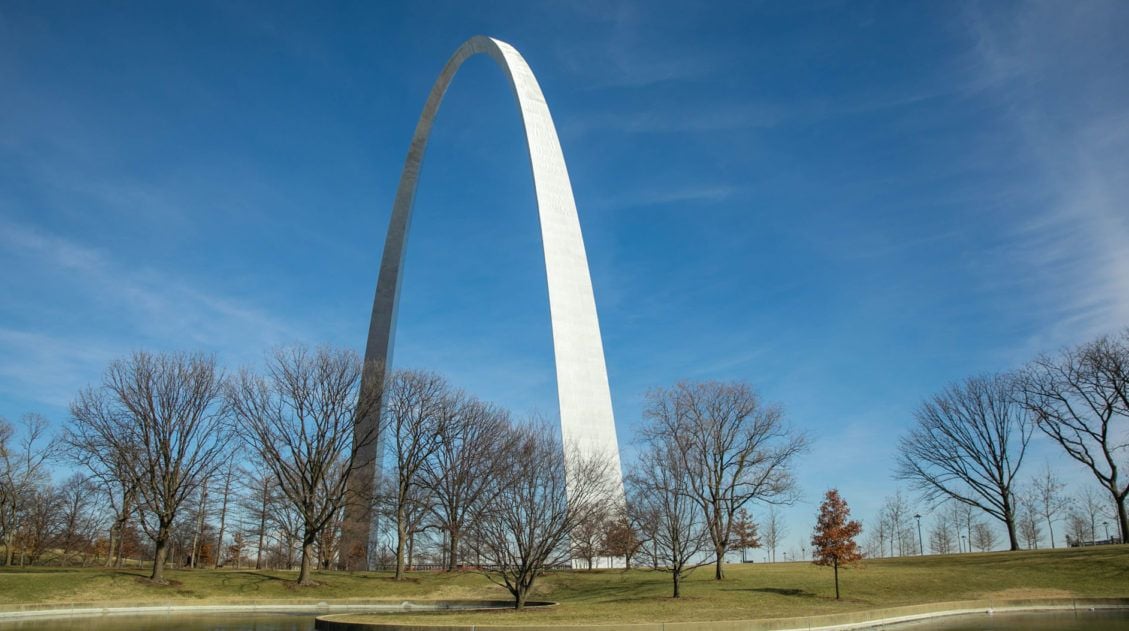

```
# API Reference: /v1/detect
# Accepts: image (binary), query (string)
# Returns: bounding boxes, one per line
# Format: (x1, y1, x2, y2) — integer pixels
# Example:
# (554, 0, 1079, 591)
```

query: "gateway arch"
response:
(341, 35, 625, 568)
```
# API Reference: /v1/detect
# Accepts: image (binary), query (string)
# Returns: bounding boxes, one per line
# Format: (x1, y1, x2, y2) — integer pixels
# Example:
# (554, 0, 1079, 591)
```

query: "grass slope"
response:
(1, 547, 1126, 624)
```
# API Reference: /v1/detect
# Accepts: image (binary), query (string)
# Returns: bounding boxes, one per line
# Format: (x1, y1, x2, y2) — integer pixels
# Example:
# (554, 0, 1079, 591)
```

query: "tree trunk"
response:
(104, 526, 116, 568)
(1047, 517, 1056, 548)
(1004, 518, 1019, 551)
(447, 528, 460, 571)
(151, 526, 170, 583)
(214, 475, 231, 569)
(255, 505, 267, 570)
(394, 506, 406, 580)
(1115, 492, 1128, 543)
(714, 543, 725, 580)
(833, 557, 840, 600)
(297, 537, 315, 586)
(672, 570, 681, 598)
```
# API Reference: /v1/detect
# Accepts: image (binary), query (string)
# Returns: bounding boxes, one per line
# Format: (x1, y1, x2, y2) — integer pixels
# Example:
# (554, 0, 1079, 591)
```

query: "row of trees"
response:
(2, 358, 811, 604)
(895, 329, 1129, 550)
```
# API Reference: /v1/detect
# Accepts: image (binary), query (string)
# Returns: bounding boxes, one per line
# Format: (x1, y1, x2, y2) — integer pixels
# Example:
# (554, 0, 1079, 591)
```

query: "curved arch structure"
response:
(341, 36, 625, 568)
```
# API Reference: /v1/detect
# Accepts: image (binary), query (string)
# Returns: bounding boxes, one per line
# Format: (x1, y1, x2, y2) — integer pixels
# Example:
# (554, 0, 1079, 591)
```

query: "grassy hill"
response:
(1, 547, 1127, 624)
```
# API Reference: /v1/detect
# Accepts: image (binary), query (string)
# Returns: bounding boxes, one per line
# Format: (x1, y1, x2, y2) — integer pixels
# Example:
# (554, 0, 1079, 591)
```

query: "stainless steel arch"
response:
(341, 35, 625, 568)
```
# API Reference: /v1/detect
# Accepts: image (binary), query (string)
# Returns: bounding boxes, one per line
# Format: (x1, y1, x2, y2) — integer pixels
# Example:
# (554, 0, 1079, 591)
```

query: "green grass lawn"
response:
(1, 547, 1127, 624)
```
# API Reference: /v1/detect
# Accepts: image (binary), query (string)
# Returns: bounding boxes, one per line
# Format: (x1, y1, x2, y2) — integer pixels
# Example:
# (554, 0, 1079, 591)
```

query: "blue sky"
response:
(2, 1, 1128, 554)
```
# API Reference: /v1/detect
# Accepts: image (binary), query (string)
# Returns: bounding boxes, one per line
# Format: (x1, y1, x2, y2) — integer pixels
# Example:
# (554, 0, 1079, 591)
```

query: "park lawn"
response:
(0, 565, 506, 606)
(0, 547, 1126, 624)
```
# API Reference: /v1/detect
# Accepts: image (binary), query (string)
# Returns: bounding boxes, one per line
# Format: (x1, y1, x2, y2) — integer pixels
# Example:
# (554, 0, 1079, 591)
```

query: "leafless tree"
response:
(211, 457, 237, 568)
(642, 381, 806, 579)
(188, 478, 209, 568)
(896, 373, 1033, 550)
(1016, 488, 1042, 549)
(0, 414, 57, 566)
(947, 500, 975, 553)
(971, 521, 997, 551)
(626, 440, 711, 598)
(1021, 331, 1129, 541)
(763, 506, 785, 562)
(228, 346, 379, 585)
(467, 423, 612, 609)
(64, 425, 138, 568)
(928, 514, 954, 554)
(1072, 485, 1111, 543)
(1066, 511, 1090, 546)
(68, 352, 229, 582)
(1031, 463, 1070, 548)
(56, 473, 103, 565)
(879, 490, 914, 557)
(419, 395, 512, 570)
(570, 508, 606, 570)
(382, 369, 448, 579)
(238, 465, 276, 570)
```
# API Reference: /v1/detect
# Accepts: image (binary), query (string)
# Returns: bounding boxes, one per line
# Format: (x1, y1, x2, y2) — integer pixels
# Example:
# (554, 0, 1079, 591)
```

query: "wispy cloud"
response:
(0, 219, 305, 409)
(590, 184, 739, 211)
(967, 2, 1129, 354)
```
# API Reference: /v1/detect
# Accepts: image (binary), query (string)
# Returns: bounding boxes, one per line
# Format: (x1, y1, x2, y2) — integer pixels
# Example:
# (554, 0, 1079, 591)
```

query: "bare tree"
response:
(1, 414, 57, 566)
(68, 352, 229, 582)
(879, 490, 913, 557)
(211, 457, 236, 568)
(189, 478, 209, 568)
(228, 346, 379, 585)
(1031, 464, 1070, 548)
(1021, 332, 1129, 541)
(1073, 486, 1110, 543)
(419, 396, 511, 570)
(626, 440, 711, 598)
(971, 521, 997, 551)
(947, 500, 975, 553)
(642, 381, 806, 579)
(467, 423, 611, 609)
(1016, 488, 1042, 549)
(56, 473, 103, 565)
(570, 509, 606, 570)
(896, 373, 1033, 550)
(763, 506, 785, 562)
(382, 370, 448, 579)
(928, 514, 954, 554)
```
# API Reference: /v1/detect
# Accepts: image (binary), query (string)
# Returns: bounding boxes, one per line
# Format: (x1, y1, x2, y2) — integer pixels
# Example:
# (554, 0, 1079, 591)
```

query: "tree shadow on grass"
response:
(724, 587, 816, 597)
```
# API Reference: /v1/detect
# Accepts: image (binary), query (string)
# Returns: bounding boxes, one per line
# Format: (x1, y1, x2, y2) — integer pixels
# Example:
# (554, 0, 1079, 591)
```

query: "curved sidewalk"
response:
(314, 597, 1129, 631)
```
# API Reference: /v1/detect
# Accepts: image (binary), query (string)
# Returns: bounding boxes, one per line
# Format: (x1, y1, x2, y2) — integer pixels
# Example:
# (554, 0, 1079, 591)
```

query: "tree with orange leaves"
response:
(811, 489, 862, 600)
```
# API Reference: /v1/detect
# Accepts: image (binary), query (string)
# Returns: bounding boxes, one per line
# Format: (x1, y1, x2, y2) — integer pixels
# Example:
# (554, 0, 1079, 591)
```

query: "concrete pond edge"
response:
(313, 598, 1129, 631)
(0, 599, 557, 624)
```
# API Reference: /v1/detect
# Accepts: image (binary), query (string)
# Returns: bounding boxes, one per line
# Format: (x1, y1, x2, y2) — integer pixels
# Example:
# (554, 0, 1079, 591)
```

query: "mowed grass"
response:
(1, 547, 1127, 624)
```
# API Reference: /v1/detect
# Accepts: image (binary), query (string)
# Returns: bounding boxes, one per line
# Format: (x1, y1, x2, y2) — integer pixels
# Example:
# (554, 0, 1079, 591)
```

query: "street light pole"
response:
(1104, 521, 1110, 540)
(914, 513, 924, 555)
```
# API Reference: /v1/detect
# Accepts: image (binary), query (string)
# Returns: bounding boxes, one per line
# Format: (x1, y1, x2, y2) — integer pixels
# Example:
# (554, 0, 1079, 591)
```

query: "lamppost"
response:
(962, 535, 968, 553)
(1104, 521, 1110, 540)
(801, 546, 806, 561)
(783, 551, 789, 563)
(914, 513, 924, 555)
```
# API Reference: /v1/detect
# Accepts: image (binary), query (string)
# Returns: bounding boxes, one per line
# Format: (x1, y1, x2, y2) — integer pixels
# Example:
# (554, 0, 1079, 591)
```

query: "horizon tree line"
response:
(894, 327, 1129, 551)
